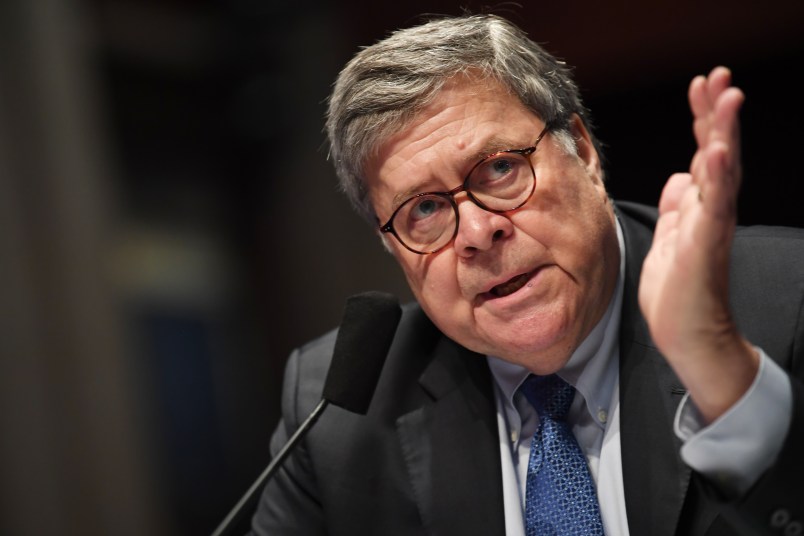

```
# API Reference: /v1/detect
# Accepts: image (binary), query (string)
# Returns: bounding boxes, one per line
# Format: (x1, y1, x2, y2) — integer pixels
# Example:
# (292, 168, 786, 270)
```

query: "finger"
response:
(702, 141, 739, 219)
(689, 74, 710, 120)
(691, 67, 736, 145)
(674, 174, 704, 233)
(712, 87, 745, 149)
(690, 77, 712, 147)
(705, 67, 732, 104)
(690, 150, 705, 182)
(653, 209, 680, 244)
(658, 172, 693, 215)
(706, 88, 744, 193)
(690, 68, 744, 180)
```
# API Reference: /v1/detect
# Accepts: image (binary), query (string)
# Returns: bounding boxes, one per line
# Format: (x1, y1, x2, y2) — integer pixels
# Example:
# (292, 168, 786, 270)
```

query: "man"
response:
(251, 14, 804, 535)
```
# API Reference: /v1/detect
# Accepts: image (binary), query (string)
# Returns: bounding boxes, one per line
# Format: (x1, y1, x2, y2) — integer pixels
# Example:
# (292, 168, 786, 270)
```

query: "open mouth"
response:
(489, 272, 531, 298)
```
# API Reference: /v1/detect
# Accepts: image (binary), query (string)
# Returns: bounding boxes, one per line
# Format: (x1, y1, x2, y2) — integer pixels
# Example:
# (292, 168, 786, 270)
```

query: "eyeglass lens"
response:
(392, 150, 535, 253)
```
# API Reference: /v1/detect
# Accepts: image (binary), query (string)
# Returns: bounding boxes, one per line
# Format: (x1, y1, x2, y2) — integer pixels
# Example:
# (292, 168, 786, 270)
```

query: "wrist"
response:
(671, 333, 759, 424)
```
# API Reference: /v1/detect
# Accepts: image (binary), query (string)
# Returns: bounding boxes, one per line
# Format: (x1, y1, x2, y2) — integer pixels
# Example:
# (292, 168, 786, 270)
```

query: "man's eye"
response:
(490, 158, 515, 177)
(410, 197, 446, 220)
(471, 153, 529, 190)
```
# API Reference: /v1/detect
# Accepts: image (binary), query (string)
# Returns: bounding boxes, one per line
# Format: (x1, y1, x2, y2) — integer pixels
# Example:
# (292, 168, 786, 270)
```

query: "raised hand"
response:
(638, 67, 758, 423)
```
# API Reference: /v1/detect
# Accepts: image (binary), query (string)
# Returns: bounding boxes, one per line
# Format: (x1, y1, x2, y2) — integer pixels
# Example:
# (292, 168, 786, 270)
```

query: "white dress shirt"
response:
(487, 219, 793, 535)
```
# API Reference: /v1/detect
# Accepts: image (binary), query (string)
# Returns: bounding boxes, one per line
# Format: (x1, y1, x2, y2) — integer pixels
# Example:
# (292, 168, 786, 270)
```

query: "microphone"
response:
(210, 291, 401, 536)
(322, 291, 402, 414)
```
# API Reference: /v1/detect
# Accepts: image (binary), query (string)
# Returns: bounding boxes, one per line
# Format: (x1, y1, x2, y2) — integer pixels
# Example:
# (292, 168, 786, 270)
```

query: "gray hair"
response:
(326, 14, 601, 223)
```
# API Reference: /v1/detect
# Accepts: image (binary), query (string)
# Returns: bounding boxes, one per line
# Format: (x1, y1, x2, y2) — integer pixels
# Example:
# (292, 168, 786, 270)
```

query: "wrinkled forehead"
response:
(362, 76, 543, 219)
(360, 73, 525, 174)
(364, 75, 527, 164)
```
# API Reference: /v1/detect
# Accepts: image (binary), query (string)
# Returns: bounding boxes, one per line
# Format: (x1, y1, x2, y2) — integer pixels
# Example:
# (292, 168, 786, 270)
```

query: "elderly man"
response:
(251, 14, 804, 536)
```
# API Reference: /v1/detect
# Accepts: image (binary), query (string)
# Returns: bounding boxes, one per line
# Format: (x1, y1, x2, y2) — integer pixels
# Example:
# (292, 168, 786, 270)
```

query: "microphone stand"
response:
(210, 399, 329, 536)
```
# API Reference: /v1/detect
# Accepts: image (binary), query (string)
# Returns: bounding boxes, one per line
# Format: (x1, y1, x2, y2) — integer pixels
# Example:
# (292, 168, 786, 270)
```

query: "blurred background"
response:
(1, 0, 802, 534)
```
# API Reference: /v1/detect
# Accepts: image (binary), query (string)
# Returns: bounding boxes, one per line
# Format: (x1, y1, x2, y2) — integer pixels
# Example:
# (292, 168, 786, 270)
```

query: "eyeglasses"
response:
(379, 126, 550, 254)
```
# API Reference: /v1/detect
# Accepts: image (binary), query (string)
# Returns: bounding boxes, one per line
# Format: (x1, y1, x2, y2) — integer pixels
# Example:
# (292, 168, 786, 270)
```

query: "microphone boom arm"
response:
(210, 399, 329, 536)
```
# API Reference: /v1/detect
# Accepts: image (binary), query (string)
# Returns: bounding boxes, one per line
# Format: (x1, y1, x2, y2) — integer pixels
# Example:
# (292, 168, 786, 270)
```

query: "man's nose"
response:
(452, 197, 514, 257)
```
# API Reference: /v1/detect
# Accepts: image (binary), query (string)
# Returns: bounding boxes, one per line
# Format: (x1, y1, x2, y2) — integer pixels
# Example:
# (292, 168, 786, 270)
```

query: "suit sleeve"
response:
(675, 351, 792, 497)
(706, 293, 804, 534)
(249, 348, 327, 536)
(708, 380, 804, 534)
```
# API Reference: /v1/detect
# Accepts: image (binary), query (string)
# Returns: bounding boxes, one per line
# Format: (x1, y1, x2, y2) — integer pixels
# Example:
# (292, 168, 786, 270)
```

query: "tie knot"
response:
(520, 374, 575, 420)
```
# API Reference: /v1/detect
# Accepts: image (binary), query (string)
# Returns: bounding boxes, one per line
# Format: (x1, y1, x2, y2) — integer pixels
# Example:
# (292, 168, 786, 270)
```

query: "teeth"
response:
(491, 273, 529, 297)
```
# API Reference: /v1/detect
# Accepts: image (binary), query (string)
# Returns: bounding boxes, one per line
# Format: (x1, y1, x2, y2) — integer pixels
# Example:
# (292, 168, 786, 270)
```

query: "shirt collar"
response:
(487, 218, 626, 427)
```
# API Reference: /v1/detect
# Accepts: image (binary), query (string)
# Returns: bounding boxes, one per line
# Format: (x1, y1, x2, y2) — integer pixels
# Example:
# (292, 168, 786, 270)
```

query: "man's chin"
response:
(470, 320, 575, 370)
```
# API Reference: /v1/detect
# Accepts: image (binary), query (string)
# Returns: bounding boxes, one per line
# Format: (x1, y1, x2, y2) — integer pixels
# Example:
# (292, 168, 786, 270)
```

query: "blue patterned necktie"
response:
(520, 374, 604, 535)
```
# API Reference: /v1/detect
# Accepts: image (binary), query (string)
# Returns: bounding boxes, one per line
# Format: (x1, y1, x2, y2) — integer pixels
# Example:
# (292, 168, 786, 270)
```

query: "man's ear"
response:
(569, 114, 603, 180)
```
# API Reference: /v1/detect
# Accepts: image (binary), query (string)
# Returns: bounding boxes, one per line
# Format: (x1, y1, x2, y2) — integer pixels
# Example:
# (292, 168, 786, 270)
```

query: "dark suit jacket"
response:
(251, 202, 804, 535)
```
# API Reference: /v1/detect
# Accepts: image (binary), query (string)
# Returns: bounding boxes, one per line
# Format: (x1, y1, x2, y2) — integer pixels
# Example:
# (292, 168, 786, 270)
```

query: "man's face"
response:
(364, 77, 620, 374)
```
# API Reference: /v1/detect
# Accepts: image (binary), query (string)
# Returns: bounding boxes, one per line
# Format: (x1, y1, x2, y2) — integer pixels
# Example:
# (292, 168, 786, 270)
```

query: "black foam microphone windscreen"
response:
(322, 291, 401, 414)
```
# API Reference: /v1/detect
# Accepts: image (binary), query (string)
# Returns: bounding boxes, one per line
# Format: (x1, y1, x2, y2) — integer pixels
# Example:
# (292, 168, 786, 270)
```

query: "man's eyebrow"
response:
(390, 183, 435, 211)
(469, 136, 524, 161)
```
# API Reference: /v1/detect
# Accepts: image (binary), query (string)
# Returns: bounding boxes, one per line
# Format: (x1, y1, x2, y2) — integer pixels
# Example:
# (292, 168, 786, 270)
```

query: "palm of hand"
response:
(637, 67, 757, 422)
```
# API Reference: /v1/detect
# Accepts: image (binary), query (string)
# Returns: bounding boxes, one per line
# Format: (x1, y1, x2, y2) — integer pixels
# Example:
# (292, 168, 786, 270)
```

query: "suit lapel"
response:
(396, 335, 506, 535)
(616, 204, 693, 536)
